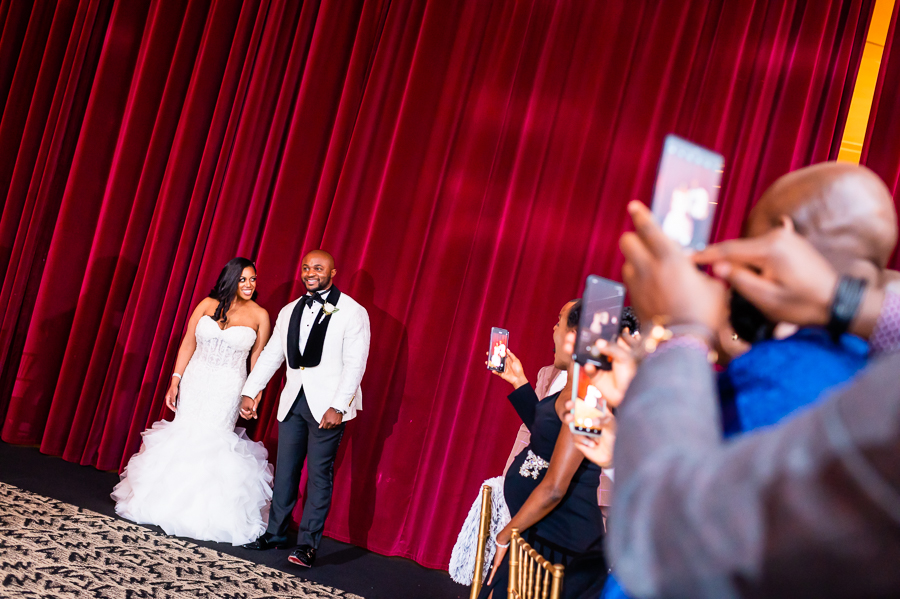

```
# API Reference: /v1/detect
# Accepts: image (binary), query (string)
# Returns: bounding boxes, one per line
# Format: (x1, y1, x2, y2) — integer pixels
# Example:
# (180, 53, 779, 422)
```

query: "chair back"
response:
(468, 485, 493, 599)
(508, 528, 564, 599)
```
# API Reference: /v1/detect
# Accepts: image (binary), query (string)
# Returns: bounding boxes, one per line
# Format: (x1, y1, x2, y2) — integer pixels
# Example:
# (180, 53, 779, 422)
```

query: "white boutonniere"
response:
(318, 302, 339, 324)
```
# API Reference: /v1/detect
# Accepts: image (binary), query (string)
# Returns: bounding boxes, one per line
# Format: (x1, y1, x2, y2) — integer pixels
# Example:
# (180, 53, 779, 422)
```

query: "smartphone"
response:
(650, 134, 725, 252)
(487, 327, 510, 373)
(569, 362, 607, 438)
(572, 275, 625, 370)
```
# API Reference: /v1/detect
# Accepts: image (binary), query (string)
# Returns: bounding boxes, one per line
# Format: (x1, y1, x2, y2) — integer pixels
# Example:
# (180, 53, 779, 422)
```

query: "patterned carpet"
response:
(0, 482, 363, 598)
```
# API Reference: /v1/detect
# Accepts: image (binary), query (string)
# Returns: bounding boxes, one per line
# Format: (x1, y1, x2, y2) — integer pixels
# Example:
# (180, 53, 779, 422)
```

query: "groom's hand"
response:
(320, 408, 343, 429)
(239, 395, 257, 420)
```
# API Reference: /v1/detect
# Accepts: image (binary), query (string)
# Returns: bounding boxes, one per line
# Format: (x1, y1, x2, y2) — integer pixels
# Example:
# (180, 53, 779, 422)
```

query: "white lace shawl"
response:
(449, 476, 511, 585)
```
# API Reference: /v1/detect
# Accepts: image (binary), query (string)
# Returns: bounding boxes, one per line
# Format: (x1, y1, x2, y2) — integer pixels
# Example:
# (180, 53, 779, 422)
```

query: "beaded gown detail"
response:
(112, 316, 274, 545)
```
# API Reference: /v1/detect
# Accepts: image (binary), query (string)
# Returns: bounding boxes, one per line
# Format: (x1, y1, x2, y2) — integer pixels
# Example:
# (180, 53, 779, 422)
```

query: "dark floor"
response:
(0, 441, 466, 599)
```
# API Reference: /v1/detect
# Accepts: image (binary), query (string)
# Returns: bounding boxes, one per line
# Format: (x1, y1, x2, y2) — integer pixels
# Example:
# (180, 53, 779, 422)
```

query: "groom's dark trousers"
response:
(267, 388, 345, 548)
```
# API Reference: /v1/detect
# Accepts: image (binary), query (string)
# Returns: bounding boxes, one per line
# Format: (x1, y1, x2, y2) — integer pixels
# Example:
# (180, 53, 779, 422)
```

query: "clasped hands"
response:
(239, 394, 262, 420)
(238, 394, 344, 429)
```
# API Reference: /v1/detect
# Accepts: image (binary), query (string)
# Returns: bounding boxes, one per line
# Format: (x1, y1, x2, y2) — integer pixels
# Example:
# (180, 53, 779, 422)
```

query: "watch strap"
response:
(827, 276, 867, 342)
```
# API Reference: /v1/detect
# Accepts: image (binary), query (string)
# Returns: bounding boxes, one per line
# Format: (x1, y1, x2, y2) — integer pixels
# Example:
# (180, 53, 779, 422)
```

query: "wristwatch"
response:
(332, 407, 346, 415)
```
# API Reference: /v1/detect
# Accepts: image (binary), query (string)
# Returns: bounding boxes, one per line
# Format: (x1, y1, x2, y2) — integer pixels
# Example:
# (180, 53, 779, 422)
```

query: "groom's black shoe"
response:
(242, 533, 290, 550)
(288, 545, 316, 567)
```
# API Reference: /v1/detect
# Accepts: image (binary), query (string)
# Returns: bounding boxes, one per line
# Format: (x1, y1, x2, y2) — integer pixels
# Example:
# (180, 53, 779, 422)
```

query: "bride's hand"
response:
(165, 381, 179, 411)
(239, 395, 257, 420)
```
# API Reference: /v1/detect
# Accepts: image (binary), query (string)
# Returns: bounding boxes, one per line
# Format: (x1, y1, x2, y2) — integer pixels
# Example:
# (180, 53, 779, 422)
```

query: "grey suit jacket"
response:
(609, 345, 900, 598)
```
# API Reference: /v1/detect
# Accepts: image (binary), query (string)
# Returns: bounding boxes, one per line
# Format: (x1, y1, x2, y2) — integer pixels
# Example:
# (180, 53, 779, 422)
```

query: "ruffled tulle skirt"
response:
(112, 418, 274, 545)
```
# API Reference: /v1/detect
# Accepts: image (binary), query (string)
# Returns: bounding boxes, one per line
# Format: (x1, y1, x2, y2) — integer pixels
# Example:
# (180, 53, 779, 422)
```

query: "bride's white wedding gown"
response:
(112, 315, 274, 545)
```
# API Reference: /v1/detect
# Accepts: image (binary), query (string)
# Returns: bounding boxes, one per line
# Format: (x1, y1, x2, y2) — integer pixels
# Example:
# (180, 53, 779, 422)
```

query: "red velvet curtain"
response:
(0, 0, 871, 569)
(861, 0, 900, 268)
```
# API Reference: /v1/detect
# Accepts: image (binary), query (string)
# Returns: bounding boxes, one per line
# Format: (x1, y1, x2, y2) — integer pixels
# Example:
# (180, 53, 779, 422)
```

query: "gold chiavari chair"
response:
(508, 528, 564, 599)
(469, 485, 493, 599)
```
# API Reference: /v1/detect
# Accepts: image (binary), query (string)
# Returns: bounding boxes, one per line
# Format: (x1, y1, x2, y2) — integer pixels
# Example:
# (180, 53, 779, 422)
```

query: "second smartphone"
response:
(650, 134, 725, 252)
(572, 275, 626, 371)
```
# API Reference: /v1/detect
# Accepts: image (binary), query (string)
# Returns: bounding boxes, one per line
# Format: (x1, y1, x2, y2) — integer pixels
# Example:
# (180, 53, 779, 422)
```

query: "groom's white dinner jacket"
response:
(241, 289, 370, 423)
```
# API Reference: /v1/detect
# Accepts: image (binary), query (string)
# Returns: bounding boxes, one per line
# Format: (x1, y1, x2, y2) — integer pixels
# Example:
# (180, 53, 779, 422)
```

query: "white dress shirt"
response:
(298, 288, 331, 352)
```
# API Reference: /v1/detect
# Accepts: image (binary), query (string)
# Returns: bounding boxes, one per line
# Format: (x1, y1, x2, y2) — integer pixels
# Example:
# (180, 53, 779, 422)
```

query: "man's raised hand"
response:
(694, 216, 838, 328)
(620, 201, 726, 333)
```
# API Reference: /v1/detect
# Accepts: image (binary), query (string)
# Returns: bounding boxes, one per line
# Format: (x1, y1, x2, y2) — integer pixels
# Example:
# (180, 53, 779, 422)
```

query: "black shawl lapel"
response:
(286, 286, 342, 369)
(286, 298, 305, 369)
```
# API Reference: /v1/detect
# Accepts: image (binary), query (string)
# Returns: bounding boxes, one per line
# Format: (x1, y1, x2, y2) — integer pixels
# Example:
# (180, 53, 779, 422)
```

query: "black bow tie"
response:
(304, 293, 326, 309)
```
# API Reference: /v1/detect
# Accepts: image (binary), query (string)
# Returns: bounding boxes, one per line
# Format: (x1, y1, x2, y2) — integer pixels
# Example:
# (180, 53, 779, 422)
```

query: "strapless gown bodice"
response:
(176, 316, 258, 431)
(191, 315, 257, 371)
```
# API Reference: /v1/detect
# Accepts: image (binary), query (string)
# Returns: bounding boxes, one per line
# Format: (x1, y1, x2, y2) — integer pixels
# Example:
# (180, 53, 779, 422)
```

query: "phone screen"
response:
(569, 362, 607, 437)
(487, 327, 510, 373)
(650, 134, 725, 252)
(572, 275, 625, 370)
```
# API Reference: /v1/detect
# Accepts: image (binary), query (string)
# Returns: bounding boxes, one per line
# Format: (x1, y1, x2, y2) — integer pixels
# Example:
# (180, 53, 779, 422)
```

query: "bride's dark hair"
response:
(209, 257, 257, 324)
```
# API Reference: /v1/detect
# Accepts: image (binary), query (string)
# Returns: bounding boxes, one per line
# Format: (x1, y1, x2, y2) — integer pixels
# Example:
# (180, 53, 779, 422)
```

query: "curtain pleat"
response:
(0, 0, 115, 435)
(0, 0, 872, 569)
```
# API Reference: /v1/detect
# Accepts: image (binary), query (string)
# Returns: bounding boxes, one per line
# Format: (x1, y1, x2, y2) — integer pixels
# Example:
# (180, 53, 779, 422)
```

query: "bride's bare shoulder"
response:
(196, 297, 218, 315)
(247, 301, 271, 323)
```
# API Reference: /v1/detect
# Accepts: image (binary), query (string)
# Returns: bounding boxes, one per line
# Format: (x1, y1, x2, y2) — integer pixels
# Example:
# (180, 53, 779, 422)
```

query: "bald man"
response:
(239, 250, 370, 568)
(721, 163, 897, 434)
(745, 162, 896, 281)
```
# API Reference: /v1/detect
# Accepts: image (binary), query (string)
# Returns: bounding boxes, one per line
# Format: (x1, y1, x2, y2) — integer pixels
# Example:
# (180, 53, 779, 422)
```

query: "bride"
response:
(112, 258, 274, 545)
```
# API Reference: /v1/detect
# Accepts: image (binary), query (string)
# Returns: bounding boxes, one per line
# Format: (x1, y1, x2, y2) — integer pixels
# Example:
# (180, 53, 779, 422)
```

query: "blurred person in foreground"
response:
(719, 163, 897, 435)
(594, 200, 900, 598)
(568, 163, 898, 598)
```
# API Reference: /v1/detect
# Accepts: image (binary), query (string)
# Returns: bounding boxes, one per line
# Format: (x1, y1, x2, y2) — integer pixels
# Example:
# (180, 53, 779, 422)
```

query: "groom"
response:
(239, 250, 370, 567)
